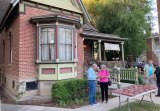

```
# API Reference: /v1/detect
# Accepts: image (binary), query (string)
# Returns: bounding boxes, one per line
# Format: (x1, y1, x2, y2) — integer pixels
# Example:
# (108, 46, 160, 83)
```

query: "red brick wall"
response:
(0, 16, 20, 78)
(147, 51, 159, 65)
(19, 6, 53, 79)
(77, 29, 84, 78)
(147, 38, 159, 65)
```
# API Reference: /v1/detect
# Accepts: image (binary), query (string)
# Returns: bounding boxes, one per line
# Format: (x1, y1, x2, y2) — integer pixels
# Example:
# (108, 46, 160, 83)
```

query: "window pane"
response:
(66, 45, 72, 61)
(59, 28, 66, 44)
(41, 45, 49, 60)
(48, 28, 55, 44)
(50, 44, 55, 60)
(59, 44, 65, 61)
(41, 28, 47, 31)
(41, 28, 48, 44)
(66, 29, 72, 44)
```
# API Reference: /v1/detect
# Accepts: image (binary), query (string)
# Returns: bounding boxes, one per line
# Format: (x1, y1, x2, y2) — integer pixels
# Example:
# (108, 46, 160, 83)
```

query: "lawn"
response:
(110, 102, 160, 111)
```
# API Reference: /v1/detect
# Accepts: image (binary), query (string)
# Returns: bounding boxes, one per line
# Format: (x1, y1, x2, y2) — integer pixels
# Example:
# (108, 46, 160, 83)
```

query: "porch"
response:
(81, 24, 135, 93)
(82, 24, 128, 68)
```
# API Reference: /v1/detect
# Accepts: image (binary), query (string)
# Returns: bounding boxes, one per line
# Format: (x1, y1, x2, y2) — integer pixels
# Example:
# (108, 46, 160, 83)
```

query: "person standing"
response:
(144, 60, 155, 85)
(98, 64, 110, 103)
(154, 64, 160, 97)
(87, 63, 98, 107)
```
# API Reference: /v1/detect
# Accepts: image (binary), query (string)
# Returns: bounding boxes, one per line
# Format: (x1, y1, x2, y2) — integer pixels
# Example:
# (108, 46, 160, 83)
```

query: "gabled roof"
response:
(29, 0, 91, 22)
(0, 0, 91, 31)
(0, 0, 12, 25)
(82, 24, 128, 42)
(0, 0, 19, 31)
(82, 23, 98, 32)
(29, 0, 82, 13)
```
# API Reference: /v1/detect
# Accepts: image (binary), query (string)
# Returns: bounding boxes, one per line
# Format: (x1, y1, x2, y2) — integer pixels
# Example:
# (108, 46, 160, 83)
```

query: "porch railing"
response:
(110, 68, 138, 88)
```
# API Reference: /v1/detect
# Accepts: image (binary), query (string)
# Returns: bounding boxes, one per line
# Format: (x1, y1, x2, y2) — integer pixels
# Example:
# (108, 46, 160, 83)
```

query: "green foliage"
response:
(84, 0, 152, 57)
(51, 79, 88, 105)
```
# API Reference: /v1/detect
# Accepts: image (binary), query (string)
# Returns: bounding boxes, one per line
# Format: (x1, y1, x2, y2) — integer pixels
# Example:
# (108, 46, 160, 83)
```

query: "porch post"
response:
(98, 40, 102, 62)
(121, 42, 124, 61)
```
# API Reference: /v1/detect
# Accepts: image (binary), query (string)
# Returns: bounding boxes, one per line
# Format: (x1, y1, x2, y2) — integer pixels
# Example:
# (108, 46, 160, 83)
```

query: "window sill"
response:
(36, 61, 77, 64)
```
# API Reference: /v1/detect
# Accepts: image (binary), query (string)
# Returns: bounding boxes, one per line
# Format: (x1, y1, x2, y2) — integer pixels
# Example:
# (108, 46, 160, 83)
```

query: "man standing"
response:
(154, 64, 160, 97)
(87, 63, 97, 107)
(144, 60, 155, 85)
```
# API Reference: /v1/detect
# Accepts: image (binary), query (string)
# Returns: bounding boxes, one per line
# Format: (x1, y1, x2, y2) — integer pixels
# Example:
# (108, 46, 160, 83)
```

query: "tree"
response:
(84, 0, 152, 58)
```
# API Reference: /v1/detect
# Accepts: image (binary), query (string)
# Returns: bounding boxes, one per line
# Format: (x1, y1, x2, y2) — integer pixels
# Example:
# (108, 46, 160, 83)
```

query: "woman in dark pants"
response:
(98, 64, 110, 103)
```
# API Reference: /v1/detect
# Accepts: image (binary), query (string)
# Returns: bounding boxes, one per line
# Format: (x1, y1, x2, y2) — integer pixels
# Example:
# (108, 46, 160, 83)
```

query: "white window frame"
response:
(58, 25, 74, 62)
(38, 25, 56, 62)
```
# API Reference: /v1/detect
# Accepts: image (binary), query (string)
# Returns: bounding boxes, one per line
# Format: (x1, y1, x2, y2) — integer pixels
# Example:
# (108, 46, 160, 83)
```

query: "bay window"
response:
(39, 25, 74, 62)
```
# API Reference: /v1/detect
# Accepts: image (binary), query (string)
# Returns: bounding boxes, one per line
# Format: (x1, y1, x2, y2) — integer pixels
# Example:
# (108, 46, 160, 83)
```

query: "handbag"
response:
(97, 77, 100, 85)
(97, 80, 100, 85)
(108, 78, 112, 86)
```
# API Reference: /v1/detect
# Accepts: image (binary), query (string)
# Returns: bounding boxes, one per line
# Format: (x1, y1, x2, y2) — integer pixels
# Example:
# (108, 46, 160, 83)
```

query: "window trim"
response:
(26, 81, 38, 91)
(58, 25, 74, 62)
(12, 80, 15, 89)
(38, 26, 56, 62)
(8, 31, 12, 64)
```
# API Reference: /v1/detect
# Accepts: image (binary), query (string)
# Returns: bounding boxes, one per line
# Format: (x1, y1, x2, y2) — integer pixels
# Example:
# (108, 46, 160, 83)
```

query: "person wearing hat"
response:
(154, 64, 160, 97)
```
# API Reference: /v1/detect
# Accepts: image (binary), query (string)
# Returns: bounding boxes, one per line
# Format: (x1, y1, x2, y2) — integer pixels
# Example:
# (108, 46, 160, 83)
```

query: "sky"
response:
(151, 0, 159, 33)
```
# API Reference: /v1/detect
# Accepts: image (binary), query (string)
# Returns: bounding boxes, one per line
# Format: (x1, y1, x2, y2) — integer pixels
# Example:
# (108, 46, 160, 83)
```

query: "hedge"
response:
(51, 79, 88, 105)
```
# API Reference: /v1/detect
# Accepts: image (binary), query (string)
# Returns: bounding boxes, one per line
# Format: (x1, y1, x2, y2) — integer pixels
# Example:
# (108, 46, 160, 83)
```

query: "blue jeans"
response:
(89, 80, 96, 105)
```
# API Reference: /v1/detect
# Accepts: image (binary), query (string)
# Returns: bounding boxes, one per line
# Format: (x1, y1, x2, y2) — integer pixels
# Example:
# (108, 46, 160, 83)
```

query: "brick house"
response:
(147, 33, 160, 65)
(0, 0, 127, 100)
(146, 0, 160, 65)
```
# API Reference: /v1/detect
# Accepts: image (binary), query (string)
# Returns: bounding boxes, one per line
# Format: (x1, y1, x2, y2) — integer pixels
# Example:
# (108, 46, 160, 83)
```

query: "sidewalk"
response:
(2, 93, 160, 111)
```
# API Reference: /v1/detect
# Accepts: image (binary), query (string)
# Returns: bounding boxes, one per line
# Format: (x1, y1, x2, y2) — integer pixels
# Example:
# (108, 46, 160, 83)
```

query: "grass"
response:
(110, 102, 160, 111)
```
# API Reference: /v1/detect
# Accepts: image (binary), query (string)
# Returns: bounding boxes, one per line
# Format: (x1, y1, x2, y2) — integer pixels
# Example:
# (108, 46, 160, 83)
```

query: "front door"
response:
(84, 40, 95, 63)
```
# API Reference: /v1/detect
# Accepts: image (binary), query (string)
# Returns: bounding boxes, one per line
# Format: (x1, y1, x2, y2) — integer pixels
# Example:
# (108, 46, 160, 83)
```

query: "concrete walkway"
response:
(1, 92, 160, 111)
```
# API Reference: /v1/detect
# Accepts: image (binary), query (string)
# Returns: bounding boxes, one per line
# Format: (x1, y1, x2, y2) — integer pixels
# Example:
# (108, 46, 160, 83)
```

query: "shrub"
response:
(51, 79, 88, 105)
(138, 74, 145, 85)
